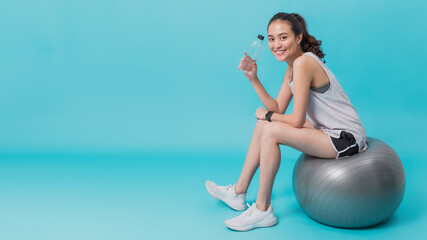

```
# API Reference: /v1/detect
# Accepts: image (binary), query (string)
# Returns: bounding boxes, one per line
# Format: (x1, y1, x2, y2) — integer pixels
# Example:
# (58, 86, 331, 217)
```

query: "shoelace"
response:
(242, 203, 255, 217)
(219, 184, 233, 192)
(242, 203, 274, 217)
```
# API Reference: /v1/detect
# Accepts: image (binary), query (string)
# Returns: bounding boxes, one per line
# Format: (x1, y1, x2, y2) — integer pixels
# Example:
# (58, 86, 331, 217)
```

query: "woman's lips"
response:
(275, 50, 286, 56)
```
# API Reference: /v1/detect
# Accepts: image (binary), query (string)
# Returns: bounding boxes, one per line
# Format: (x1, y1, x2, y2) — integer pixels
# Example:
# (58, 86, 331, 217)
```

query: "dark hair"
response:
(268, 12, 326, 62)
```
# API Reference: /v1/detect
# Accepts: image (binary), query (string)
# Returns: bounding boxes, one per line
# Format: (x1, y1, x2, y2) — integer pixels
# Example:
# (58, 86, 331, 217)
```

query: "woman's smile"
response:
(274, 49, 286, 56)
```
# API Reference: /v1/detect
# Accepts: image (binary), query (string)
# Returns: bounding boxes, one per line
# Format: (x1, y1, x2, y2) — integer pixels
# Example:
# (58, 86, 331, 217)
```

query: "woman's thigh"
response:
(262, 121, 337, 159)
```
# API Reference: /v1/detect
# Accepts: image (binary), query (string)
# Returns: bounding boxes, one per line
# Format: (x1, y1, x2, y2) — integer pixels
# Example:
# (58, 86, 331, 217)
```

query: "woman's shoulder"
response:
(293, 53, 318, 71)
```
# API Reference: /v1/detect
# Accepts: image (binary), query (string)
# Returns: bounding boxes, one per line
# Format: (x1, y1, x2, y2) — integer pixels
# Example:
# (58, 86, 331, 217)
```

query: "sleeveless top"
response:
(288, 52, 367, 152)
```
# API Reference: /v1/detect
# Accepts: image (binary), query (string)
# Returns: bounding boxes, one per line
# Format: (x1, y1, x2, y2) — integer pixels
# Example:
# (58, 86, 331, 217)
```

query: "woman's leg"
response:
(234, 119, 315, 195)
(255, 121, 337, 211)
(234, 119, 269, 194)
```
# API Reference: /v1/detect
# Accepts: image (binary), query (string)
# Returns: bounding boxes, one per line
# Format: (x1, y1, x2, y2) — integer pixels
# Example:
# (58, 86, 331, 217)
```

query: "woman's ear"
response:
(297, 33, 303, 44)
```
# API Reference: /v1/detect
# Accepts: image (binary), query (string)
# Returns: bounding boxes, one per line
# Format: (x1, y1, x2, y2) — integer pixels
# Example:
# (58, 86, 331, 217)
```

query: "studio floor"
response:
(0, 147, 425, 240)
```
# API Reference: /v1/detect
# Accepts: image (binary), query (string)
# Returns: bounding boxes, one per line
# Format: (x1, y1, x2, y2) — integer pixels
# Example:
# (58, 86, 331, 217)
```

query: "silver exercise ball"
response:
(292, 137, 405, 228)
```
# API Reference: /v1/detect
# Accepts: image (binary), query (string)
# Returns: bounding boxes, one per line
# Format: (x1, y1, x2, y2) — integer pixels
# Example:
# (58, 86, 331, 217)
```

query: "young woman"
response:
(206, 12, 367, 231)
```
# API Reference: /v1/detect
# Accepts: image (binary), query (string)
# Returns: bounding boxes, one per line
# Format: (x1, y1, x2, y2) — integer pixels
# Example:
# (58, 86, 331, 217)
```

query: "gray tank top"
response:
(288, 52, 367, 152)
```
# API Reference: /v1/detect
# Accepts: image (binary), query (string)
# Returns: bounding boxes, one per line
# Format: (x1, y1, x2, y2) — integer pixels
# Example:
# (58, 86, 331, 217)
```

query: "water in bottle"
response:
(247, 34, 264, 61)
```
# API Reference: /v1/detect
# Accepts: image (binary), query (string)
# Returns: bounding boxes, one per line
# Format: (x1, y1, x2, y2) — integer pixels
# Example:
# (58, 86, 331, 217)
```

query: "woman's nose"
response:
(274, 40, 282, 49)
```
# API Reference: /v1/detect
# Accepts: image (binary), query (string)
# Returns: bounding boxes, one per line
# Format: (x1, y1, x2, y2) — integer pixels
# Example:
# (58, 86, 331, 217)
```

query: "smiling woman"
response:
(206, 12, 368, 231)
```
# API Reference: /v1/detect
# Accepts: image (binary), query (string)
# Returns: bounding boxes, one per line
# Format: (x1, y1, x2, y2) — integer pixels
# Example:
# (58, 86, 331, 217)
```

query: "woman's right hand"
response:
(238, 52, 258, 81)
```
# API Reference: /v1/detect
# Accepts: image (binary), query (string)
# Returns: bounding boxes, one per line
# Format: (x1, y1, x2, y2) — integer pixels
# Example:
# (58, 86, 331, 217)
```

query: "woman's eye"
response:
(281, 37, 287, 40)
(269, 38, 274, 42)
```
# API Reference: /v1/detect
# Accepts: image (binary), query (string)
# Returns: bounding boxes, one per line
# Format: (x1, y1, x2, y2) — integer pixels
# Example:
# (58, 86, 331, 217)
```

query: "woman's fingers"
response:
(240, 62, 253, 71)
(238, 52, 257, 74)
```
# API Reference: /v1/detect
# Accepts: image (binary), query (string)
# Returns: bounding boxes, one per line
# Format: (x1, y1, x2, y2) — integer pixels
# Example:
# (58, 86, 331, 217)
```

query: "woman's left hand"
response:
(255, 107, 268, 120)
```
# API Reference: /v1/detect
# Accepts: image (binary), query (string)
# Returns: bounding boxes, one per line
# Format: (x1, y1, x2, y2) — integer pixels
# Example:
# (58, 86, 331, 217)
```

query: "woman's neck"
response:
(286, 48, 305, 68)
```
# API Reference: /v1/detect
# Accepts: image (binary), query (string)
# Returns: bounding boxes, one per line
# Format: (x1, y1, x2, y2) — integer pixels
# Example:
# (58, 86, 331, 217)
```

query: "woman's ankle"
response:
(234, 183, 246, 195)
(255, 201, 269, 211)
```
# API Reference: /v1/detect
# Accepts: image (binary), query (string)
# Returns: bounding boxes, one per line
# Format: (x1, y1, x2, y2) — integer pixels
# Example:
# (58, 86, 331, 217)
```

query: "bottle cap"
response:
(257, 34, 265, 40)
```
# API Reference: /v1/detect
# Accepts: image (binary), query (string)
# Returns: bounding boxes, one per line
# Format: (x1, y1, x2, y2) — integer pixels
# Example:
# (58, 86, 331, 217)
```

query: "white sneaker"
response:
(224, 202, 278, 231)
(205, 180, 247, 211)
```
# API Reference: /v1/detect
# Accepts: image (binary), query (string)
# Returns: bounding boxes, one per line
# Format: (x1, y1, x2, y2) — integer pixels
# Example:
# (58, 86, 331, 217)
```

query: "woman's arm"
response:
(286, 56, 312, 127)
(275, 68, 293, 114)
(256, 56, 314, 128)
(238, 53, 280, 112)
(250, 76, 280, 112)
(252, 66, 293, 114)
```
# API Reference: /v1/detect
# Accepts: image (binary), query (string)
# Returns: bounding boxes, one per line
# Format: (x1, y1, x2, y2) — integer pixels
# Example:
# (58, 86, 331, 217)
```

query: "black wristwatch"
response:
(265, 111, 274, 122)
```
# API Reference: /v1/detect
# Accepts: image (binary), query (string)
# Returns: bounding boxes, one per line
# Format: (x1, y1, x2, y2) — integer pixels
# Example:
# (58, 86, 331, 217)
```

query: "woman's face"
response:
(267, 20, 302, 62)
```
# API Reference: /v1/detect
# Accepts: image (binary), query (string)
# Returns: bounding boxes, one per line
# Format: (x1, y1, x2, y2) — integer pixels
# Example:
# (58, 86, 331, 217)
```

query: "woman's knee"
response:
(254, 119, 268, 133)
(252, 119, 272, 142)
(260, 122, 281, 144)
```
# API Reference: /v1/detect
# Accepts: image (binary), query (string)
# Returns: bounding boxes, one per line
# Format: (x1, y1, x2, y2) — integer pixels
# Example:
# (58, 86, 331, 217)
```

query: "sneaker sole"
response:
(205, 181, 247, 211)
(225, 217, 278, 231)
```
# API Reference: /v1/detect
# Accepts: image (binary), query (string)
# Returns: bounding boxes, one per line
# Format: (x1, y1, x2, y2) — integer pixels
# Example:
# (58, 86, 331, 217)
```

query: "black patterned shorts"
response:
(330, 131, 359, 159)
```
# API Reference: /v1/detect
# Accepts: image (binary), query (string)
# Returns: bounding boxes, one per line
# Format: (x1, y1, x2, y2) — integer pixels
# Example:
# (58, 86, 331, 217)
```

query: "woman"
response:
(205, 12, 367, 231)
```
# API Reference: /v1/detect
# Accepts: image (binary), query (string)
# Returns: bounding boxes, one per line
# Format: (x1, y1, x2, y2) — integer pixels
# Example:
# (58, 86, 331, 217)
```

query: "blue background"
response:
(1, 0, 426, 239)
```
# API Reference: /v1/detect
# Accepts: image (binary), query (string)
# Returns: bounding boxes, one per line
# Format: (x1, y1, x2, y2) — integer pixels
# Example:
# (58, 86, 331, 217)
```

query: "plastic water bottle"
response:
(247, 34, 264, 61)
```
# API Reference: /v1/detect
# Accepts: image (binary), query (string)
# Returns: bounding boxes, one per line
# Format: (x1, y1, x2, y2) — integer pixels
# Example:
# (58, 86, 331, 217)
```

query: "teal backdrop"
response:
(1, 0, 426, 239)
(1, 0, 426, 154)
